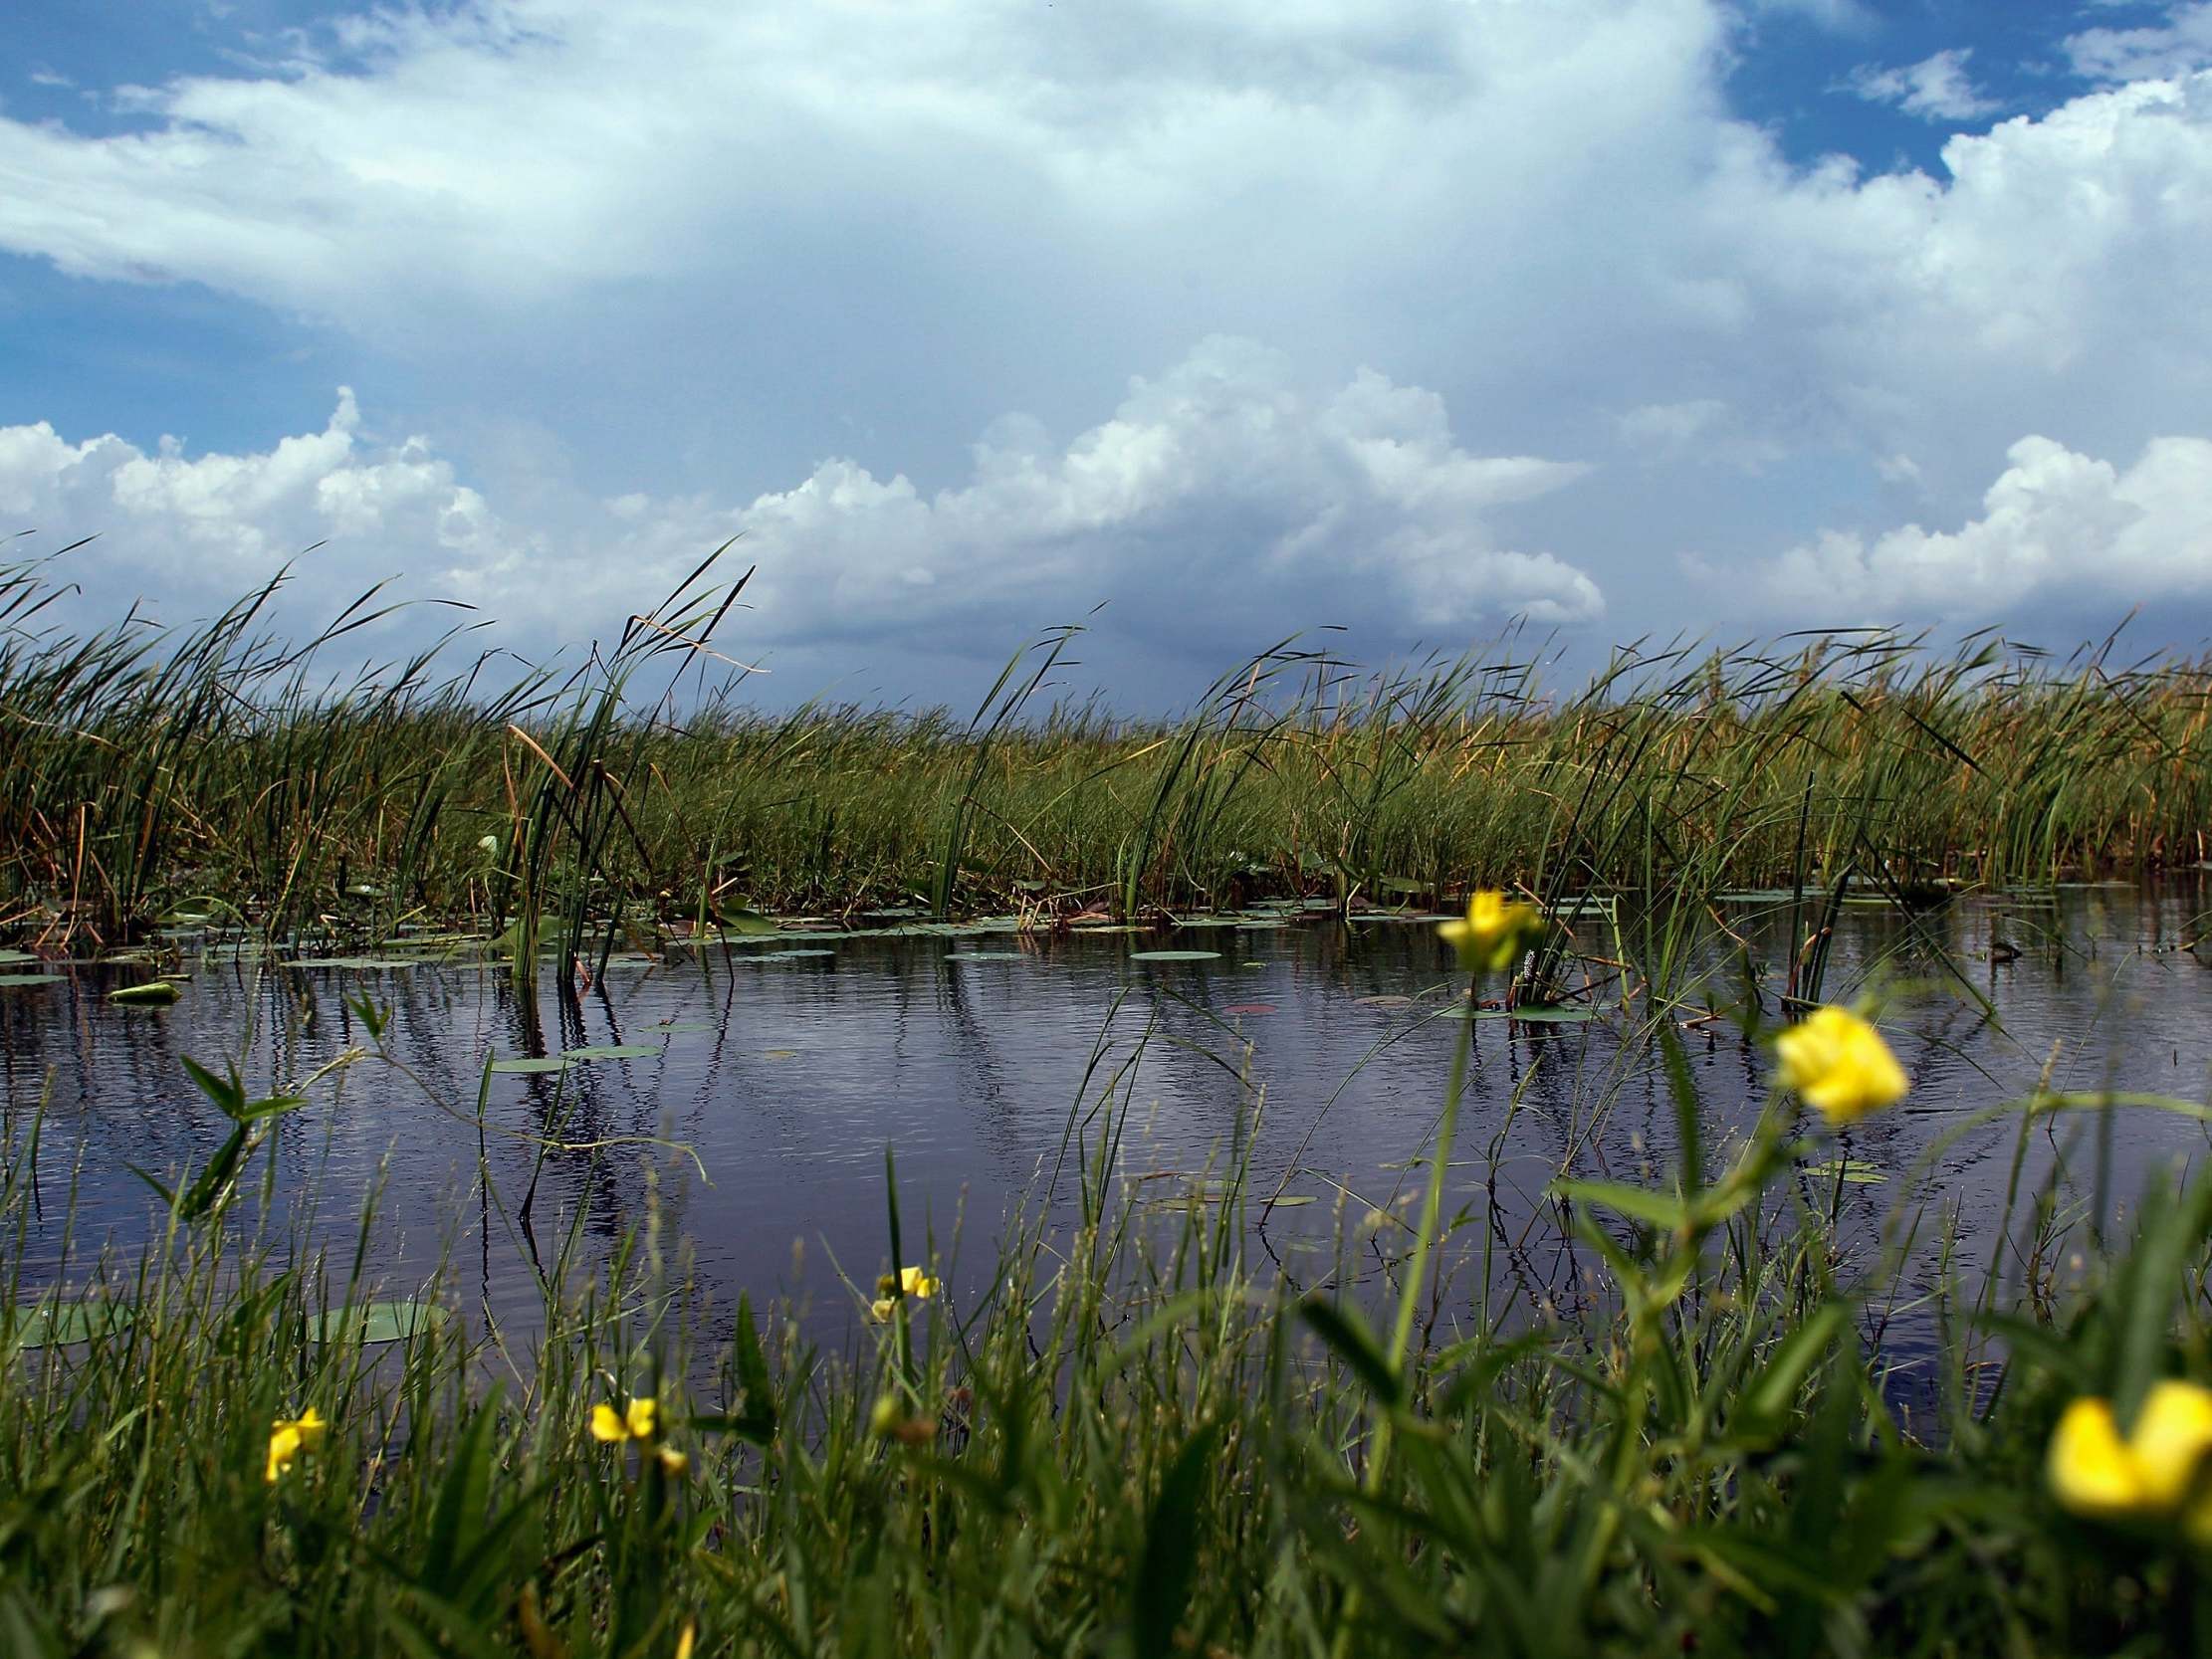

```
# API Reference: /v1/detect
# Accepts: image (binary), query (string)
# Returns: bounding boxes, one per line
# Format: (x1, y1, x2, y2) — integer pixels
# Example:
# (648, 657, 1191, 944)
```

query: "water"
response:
(7, 885, 2212, 1364)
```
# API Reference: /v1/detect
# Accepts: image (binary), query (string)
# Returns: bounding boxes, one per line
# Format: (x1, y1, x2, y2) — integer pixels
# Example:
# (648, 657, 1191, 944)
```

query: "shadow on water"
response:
(7, 883, 2212, 1370)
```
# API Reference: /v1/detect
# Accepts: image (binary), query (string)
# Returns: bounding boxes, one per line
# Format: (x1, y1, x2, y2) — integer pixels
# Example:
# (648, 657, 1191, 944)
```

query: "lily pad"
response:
(109, 981, 180, 1005)
(0, 973, 64, 988)
(0, 949, 39, 964)
(1128, 949, 1222, 962)
(310, 1301, 450, 1345)
(7, 1302, 132, 1348)
(490, 1055, 569, 1074)
(948, 951, 1026, 963)
(1263, 1195, 1318, 1208)
(562, 1044, 663, 1062)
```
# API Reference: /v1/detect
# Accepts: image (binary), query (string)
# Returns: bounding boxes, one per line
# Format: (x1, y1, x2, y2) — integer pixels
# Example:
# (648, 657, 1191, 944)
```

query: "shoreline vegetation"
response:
(10, 935, 2212, 1653)
(12, 564, 2212, 1652)
(5, 556, 2211, 964)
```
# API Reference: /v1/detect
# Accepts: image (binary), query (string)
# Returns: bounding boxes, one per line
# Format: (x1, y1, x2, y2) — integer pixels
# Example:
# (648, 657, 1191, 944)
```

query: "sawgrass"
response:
(4, 557, 2211, 959)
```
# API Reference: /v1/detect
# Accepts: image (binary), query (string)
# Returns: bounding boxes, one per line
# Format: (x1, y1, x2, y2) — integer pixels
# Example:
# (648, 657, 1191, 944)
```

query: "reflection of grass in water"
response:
(7, 984, 2212, 1652)
(3, 557, 2207, 959)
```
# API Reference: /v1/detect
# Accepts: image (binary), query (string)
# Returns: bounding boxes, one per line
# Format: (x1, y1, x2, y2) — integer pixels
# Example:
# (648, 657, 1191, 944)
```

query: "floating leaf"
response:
(310, 1301, 450, 1345)
(1128, 950, 1222, 962)
(1264, 1195, 1318, 1208)
(1804, 1157, 1887, 1185)
(0, 949, 39, 964)
(561, 1044, 662, 1062)
(948, 950, 1026, 963)
(7, 1302, 132, 1348)
(490, 1056, 568, 1074)
(0, 973, 64, 988)
(1450, 1003, 1597, 1023)
(109, 981, 180, 1005)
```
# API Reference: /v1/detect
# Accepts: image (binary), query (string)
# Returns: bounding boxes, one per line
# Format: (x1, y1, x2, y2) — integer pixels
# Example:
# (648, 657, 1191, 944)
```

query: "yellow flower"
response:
(265, 1405, 327, 1484)
(1773, 1006, 1908, 1126)
(876, 1266, 939, 1302)
(675, 1621, 698, 1659)
(2049, 1382, 2212, 1537)
(656, 1444, 690, 1478)
(870, 1297, 898, 1323)
(590, 1395, 660, 1443)
(1437, 890, 1540, 975)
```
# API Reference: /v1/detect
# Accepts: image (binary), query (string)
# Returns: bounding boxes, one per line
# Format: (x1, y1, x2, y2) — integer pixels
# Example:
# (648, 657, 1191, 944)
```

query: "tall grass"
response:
(6, 560, 2212, 960)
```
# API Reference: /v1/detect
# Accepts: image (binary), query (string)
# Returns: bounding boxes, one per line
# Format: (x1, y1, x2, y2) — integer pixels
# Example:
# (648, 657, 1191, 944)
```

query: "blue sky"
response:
(3, 0, 2210, 706)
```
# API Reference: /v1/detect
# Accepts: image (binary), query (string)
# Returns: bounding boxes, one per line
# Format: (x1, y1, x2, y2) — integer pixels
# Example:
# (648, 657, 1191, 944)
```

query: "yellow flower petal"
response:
(590, 1402, 630, 1442)
(676, 1620, 698, 1659)
(2129, 1380, 2212, 1510)
(870, 1297, 897, 1323)
(2049, 1397, 2152, 1519)
(265, 1424, 303, 1484)
(1437, 890, 1540, 975)
(1774, 1006, 1908, 1127)
(625, 1396, 659, 1441)
(266, 1407, 328, 1482)
(656, 1444, 690, 1478)
(899, 1266, 938, 1300)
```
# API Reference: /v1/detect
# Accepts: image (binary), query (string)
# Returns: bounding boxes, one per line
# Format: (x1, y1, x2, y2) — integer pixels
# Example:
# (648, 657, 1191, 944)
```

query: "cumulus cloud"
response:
(1, 2, 2211, 664)
(0, 339, 1602, 657)
(1764, 434, 2212, 615)
(0, 389, 522, 604)
(2067, 3, 2212, 84)
(1844, 49, 1999, 122)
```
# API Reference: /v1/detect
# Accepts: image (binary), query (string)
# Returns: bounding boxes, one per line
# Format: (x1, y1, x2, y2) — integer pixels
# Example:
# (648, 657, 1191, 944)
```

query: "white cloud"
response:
(1845, 49, 2000, 122)
(1, 2, 2210, 661)
(1764, 433, 2212, 614)
(0, 339, 1603, 655)
(0, 389, 520, 596)
(2067, 3, 2212, 84)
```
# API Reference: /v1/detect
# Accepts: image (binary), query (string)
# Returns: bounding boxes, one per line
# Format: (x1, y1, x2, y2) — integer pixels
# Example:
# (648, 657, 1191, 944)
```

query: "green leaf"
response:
(109, 980, 180, 1005)
(6, 1302, 132, 1348)
(1133, 1420, 1222, 1659)
(1552, 1177, 1691, 1232)
(0, 973, 63, 989)
(1734, 1303, 1850, 1442)
(1298, 1296, 1402, 1406)
(1128, 950, 1222, 962)
(310, 1301, 451, 1345)
(489, 1056, 568, 1074)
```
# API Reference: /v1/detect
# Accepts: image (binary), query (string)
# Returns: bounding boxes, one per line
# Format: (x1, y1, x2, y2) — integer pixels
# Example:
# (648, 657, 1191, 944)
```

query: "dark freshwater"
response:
(7, 885, 2212, 1371)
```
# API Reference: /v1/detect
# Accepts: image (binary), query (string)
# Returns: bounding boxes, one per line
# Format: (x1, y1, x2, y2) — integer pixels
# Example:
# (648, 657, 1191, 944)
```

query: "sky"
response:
(3, 0, 2210, 708)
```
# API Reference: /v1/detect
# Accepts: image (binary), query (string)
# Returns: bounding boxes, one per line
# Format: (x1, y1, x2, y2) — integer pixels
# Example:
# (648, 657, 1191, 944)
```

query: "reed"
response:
(6, 559, 2211, 965)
